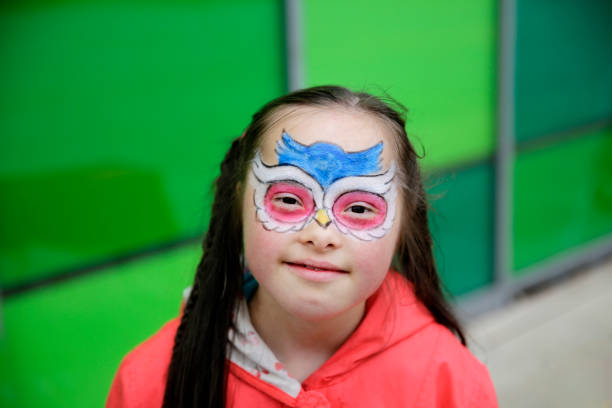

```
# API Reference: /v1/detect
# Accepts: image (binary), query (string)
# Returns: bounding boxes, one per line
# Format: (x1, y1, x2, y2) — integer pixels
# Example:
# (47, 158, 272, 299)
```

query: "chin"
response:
(284, 297, 358, 323)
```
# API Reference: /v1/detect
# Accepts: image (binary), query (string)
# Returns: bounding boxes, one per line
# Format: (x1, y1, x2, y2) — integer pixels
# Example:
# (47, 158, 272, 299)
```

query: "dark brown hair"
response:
(162, 85, 465, 407)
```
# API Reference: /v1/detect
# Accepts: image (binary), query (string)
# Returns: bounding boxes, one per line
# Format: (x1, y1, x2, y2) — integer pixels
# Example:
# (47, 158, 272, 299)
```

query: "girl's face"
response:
(242, 107, 403, 322)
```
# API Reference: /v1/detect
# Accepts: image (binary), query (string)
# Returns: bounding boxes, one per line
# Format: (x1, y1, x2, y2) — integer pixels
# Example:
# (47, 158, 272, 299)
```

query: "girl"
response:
(107, 86, 497, 407)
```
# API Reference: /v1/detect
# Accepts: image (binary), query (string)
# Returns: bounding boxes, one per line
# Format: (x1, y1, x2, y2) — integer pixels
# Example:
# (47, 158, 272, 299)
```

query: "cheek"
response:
(243, 216, 286, 278)
(352, 211, 402, 289)
(350, 236, 398, 290)
(357, 247, 392, 276)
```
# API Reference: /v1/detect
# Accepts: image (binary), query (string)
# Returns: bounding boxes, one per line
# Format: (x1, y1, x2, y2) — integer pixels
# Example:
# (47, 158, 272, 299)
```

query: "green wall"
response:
(0, 243, 198, 407)
(513, 0, 612, 273)
(0, 0, 286, 288)
(515, 0, 612, 141)
(428, 164, 494, 295)
(513, 127, 612, 273)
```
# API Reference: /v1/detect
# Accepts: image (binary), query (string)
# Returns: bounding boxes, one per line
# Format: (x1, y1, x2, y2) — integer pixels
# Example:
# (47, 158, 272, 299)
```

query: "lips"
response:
(284, 260, 348, 283)
(284, 259, 348, 273)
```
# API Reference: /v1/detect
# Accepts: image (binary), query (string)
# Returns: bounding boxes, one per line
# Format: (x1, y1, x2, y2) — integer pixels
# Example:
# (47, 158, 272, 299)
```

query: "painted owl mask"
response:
(249, 131, 397, 241)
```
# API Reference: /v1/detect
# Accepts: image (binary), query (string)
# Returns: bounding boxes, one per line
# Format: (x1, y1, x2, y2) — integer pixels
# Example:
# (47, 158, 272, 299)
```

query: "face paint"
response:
(276, 131, 383, 188)
(264, 182, 315, 223)
(249, 130, 397, 241)
(332, 191, 387, 231)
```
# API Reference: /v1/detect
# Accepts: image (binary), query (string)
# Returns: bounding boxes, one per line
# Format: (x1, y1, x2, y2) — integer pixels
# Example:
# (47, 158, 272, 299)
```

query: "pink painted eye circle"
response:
(332, 191, 387, 230)
(264, 182, 315, 223)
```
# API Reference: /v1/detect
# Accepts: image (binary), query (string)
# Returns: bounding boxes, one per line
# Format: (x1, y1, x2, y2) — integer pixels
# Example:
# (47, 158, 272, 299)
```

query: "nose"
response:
(298, 211, 341, 250)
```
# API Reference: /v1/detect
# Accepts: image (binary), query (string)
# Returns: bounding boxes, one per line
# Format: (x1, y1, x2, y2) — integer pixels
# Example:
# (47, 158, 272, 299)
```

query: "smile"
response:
(284, 260, 347, 273)
(284, 260, 348, 283)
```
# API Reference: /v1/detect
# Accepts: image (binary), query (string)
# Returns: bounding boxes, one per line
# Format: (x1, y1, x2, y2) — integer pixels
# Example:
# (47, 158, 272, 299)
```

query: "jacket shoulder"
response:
(415, 325, 498, 407)
(106, 318, 180, 408)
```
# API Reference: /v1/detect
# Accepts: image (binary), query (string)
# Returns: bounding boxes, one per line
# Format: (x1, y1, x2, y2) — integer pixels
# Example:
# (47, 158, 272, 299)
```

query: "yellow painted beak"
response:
(314, 209, 331, 228)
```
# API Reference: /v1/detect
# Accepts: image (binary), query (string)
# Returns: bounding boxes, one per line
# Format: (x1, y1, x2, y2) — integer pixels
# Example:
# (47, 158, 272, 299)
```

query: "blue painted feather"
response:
(276, 131, 383, 188)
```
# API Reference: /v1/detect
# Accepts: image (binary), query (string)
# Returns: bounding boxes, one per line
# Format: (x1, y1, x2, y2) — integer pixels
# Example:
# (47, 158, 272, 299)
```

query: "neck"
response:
(248, 288, 365, 382)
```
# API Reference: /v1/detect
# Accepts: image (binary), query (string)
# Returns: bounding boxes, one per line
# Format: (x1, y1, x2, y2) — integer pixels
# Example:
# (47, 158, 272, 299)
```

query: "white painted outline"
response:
(249, 151, 397, 241)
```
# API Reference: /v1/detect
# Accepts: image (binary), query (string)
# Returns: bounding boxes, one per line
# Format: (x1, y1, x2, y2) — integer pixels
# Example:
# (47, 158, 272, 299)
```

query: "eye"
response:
(343, 203, 376, 217)
(264, 182, 315, 223)
(332, 191, 387, 230)
(273, 193, 302, 208)
(282, 197, 298, 205)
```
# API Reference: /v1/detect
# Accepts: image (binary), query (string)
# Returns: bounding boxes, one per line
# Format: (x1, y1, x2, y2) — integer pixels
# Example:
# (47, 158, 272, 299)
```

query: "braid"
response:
(161, 270, 199, 407)
(163, 136, 246, 408)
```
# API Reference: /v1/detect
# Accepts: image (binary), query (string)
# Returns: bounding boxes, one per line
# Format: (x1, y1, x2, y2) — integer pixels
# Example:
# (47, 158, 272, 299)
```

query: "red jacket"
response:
(107, 272, 497, 407)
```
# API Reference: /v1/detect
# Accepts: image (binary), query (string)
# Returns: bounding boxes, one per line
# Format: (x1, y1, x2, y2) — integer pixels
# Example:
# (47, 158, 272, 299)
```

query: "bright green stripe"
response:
(515, 0, 612, 141)
(428, 164, 494, 295)
(0, 1, 284, 287)
(513, 127, 612, 273)
(303, 0, 497, 171)
(0, 243, 199, 407)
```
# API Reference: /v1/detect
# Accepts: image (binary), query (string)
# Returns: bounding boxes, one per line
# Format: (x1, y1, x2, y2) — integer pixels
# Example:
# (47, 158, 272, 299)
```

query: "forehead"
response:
(259, 107, 397, 167)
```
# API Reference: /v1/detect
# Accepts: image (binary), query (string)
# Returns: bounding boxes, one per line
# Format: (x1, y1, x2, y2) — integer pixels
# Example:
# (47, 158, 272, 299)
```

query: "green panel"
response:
(513, 127, 612, 273)
(515, 0, 612, 141)
(304, 0, 497, 170)
(428, 164, 494, 296)
(0, 1, 285, 287)
(0, 242, 199, 408)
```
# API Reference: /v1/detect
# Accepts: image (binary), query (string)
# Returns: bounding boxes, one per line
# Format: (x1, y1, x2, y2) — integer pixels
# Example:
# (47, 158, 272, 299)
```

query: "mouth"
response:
(284, 260, 348, 274)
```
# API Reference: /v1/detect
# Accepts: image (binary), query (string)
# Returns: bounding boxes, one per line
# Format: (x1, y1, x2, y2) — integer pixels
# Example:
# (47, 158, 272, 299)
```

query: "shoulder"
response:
(106, 318, 180, 408)
(412, 324, 498, 407)
(380, 273, 497, 406)
(366, 323, 497, 407)
(342, 272, 497, 406)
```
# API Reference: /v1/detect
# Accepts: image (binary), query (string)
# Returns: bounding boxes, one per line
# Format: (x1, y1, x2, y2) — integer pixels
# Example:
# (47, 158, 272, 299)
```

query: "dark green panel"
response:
(427, 164, 494, 296)
(304, 0, 497, 171)
(515, 0, 612, 141)
(0, 1, 285, 287)
(0, 242, 199, 408)
(513, 127, 612, 273)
